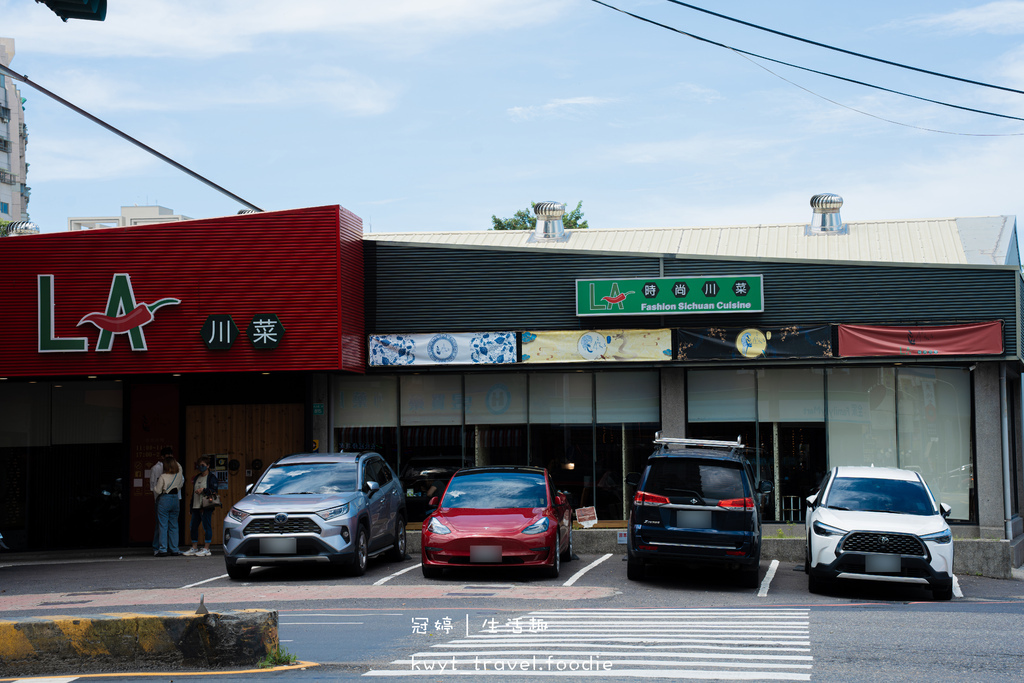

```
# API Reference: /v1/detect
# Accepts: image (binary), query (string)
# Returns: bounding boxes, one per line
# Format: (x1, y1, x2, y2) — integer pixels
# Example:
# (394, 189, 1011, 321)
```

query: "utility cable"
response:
(590, 0, 1024, 126)
(0, 62, 262, 212)
(661, 0, 1024, 96)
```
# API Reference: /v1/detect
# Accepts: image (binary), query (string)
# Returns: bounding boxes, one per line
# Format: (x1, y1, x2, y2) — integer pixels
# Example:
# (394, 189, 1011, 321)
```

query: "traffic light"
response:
(35, 0, 107, 22)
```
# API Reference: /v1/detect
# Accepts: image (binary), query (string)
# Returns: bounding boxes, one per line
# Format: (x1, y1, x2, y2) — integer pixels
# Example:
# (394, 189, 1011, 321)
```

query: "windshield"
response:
(824, 476, 936, 515)
(254, 462, 358, 495)
(441, 472, 548, 509)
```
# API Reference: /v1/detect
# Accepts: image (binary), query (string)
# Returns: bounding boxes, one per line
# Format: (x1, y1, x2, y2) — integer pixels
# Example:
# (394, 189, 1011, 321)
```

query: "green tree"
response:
(491, 201, 589, 231)
(0, 220, 9, 238)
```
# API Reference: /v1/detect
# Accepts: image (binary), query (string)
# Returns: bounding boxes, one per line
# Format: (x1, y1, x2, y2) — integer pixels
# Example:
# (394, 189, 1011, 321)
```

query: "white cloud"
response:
(906, 1, 1024, 35)
(32, 66, 398, 116)
(2, 0, 572, 59)
(28, 137, 159, 182)
(507, 96, 618, 122)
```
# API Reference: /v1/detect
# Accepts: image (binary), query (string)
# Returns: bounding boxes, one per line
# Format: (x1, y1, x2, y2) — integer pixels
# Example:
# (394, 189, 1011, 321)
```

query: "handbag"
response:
(201, 492, 222, 508)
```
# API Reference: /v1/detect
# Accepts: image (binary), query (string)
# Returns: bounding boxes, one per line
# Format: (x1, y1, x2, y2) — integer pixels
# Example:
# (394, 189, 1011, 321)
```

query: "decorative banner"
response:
(521, 329, 672, 363)
(676, 325, 833, 360)
(838, 321, 1003, 357)
(368, 332, 517, 366)
(577, 275, 763, 316)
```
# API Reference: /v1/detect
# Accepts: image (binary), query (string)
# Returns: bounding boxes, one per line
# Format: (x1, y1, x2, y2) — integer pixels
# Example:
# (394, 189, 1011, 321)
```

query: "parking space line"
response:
(181, 574, 228, 589)
(953, 574, 963, 598)
(374, 563, 422, 586)
(757, 560, 780, 597)
(562, 553, 612, 587)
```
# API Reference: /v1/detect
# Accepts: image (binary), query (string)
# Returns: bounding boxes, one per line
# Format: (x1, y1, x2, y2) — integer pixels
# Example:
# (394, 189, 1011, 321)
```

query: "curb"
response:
(0, 609, 277, 677)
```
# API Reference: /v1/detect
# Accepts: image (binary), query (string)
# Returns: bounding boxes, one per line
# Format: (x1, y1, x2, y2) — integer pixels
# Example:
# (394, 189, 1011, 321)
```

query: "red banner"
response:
(838, 321, 1003, 357)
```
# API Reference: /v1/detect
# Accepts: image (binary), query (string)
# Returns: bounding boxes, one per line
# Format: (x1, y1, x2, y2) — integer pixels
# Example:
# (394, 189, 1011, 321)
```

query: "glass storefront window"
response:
(596, 372, 659, 520)
(332, 376, 399, 468)
(827, 367, 897, 468)
(530, 373, 592, 424)
(687, 369, 756, 422)
(897, 367, 973, 522)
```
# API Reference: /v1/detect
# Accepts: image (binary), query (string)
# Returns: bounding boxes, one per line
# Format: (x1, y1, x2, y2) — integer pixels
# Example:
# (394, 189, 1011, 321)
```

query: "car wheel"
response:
(560, 526, 574, 562)
(226, 563, 250, 581)
(933, 583, 953, 601)
(544, 533, 561, 578)
(626, 551, 645, 581)
(386, 517, 407, 562)
(422, 562, 443, 579)
(804, 537, 811, 575)
(808, 571, 829, 594)
(741, 561, 760, 589)
(348, 525, 368, 576)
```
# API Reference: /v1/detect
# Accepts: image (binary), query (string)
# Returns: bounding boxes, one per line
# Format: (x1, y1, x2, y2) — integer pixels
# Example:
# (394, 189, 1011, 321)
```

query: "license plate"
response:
(865, 553, 901, 573)
(677, 510, 713, 529)
(260, 537, 297, 554)
(469, 545, 502, 563)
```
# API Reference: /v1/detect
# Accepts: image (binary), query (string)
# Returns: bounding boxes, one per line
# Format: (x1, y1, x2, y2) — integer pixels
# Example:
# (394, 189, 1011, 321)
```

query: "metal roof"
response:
(366, 216, 1018, 266)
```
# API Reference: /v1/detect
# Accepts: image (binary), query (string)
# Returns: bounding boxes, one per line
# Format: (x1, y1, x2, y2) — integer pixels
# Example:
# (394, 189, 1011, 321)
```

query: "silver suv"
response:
(223, 451, 406, 580)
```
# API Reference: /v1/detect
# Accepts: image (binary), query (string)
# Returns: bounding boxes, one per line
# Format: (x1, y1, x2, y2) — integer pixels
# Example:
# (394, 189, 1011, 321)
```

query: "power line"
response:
(0, 62, 262, 212)
(590, 0, 1024, 125)
(661, 0, 1024, 96)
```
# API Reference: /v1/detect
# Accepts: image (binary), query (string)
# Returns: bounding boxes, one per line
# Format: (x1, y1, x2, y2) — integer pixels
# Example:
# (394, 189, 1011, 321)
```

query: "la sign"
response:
(38, 273, 180, 353)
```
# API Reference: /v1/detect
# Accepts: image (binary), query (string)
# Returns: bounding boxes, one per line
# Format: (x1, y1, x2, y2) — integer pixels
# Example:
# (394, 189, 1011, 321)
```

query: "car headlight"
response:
(316, 503, 350, 521)
(227, 507, 249, 522)
(427, 517, 451, 535)
(522, 517, 550, 535)
(921, 529, 952, 544)
(812, 520, 846, 537)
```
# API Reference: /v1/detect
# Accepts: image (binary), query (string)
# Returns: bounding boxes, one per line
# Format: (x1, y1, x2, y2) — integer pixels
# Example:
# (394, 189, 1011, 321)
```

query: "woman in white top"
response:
(154, 456, 184, 556)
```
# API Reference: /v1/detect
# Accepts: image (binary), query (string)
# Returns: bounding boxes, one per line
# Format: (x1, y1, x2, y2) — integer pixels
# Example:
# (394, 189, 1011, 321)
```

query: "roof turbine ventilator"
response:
(4, 221, 40, 236)
(806, 193, 848, 235)
(530, 201, 570, 243)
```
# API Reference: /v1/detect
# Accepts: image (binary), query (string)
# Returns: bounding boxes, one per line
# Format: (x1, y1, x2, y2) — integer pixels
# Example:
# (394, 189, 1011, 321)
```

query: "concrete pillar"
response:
(974, 363, 1006, 538)
(660, 367, 686, 437)
(309, 373, 330, 453)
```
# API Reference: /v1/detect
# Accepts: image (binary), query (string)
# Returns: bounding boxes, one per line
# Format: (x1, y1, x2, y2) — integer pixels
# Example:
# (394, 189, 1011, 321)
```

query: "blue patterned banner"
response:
(368, 332, 517, 366)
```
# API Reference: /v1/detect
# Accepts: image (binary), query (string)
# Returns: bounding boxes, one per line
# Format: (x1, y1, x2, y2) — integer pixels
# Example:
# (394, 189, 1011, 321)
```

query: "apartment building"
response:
(0, 38, 29, 223)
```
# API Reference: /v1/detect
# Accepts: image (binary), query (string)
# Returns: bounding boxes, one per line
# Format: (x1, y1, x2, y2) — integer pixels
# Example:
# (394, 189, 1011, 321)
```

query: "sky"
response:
(3, 0, 1024, 235)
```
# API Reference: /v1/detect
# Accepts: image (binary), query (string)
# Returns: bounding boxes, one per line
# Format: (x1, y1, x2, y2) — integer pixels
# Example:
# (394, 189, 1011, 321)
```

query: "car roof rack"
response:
(654, 431, 743, 450)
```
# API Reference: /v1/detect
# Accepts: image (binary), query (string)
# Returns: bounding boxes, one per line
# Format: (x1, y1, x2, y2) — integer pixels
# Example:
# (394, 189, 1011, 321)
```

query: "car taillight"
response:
(635, 491, 670, 506)
(718, 497, 754, 509)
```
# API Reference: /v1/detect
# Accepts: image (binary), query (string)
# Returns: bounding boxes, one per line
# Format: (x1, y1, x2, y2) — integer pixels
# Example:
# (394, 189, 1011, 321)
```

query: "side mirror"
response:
(805, 494, 817, 509)
(758, 480, 774, 494)
(940, 503, 952, 518)
(245, 484, 253, 494)
(365, 480, 380, 495)
(556, 494, 567, 506)
(625, 472, 641, 487)
(429, 496, 439, 507)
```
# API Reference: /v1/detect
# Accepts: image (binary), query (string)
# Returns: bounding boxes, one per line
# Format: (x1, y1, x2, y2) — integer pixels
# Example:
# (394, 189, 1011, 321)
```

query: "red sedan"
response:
(420, 466, 573, 578)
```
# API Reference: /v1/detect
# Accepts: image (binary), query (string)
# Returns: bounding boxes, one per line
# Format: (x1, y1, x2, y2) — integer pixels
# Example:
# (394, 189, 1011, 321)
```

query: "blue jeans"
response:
(190, 506, 214, 545)
(156, 494, 180, 554)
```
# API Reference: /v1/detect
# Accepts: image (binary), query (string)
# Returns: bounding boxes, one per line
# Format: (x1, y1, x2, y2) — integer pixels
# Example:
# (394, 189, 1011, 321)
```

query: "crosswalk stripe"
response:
(364, 608, 812, 678)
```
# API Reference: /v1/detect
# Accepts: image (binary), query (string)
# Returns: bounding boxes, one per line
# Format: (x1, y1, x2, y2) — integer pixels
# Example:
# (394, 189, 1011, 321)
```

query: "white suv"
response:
(805, 466, 954, 600)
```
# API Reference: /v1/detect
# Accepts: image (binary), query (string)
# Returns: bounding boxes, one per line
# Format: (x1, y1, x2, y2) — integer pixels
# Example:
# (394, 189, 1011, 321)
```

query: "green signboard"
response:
(576, 275, 763, 317)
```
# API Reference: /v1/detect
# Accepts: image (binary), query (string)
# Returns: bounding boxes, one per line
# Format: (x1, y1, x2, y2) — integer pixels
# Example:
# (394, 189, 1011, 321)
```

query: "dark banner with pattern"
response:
(676, 325, 833, 360)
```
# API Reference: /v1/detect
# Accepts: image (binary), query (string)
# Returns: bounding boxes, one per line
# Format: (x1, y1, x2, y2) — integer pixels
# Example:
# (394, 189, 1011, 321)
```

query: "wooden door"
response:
(184, 404, 304, 547)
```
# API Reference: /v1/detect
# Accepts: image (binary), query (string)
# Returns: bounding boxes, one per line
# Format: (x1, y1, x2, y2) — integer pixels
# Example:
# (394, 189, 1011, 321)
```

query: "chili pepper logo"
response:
(601, 291, 634, 305)
(77, 298, 181, 333)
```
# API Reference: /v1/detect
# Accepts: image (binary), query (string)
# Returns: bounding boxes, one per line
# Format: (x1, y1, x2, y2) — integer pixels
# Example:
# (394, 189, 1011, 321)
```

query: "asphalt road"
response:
(3, 548, 1024, 681)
